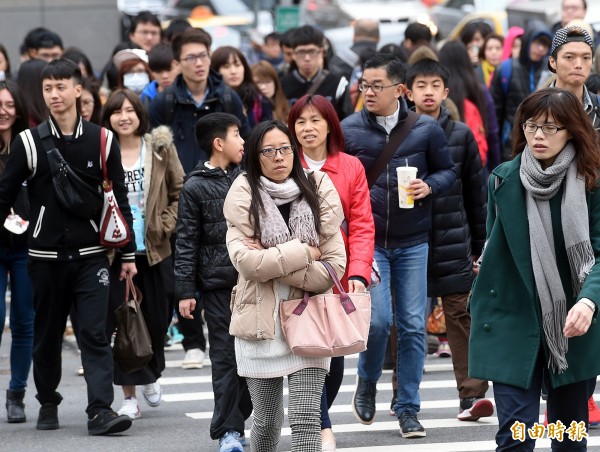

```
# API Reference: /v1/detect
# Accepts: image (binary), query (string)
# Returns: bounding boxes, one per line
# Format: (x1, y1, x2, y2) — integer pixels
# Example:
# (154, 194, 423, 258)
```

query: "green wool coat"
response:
(469, 153, 600, 389)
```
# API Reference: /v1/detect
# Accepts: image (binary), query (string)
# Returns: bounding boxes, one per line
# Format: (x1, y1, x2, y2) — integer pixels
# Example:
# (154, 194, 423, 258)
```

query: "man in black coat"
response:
(0, 58, 136, 435)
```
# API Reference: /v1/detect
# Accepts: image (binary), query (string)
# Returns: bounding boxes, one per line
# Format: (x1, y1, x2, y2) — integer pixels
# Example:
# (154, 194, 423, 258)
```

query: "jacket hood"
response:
(186, 160, 241, 180)
(519, 20, 552, 67)
(145, 125, 173, 152)
(502, 26, 525, 61)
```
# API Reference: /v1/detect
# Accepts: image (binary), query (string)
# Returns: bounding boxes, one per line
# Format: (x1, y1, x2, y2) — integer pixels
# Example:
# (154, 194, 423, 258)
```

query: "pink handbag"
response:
(280, 261, 371, 357)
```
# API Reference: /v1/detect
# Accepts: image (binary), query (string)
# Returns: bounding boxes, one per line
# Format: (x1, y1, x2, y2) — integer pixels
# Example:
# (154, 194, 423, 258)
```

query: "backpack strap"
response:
(366, 110, 420, 188)
(499, 60, 512, 96)
(306, 70, 329, 97)
(221, 86, 234, 114)
(163, 86, 175, 126)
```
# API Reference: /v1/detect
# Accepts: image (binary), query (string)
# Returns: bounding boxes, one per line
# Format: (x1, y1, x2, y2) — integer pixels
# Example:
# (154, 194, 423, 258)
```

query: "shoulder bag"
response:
(39, 121, 103, 220)
(279, 261, 371, 357)
(99, 129, 131, 248)
(113, 274, 153, 373)
(366, 110, 419, 188)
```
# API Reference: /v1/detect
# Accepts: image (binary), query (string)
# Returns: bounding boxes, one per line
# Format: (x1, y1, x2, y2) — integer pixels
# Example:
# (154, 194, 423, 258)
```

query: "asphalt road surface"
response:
(1, 323, 600, 451)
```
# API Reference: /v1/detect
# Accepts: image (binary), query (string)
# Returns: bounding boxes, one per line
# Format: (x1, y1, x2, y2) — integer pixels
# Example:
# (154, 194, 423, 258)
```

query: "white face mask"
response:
(123, 72, 149, 93)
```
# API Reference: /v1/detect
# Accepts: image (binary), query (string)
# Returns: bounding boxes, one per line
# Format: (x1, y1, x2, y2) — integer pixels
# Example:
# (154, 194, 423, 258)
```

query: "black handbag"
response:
(113, 274, 153, 374)
(38, 122, 103, 220)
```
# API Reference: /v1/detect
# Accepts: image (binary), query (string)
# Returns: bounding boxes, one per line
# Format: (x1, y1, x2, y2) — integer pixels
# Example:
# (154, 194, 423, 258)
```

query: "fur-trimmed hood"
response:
(145, 125, 174, 155)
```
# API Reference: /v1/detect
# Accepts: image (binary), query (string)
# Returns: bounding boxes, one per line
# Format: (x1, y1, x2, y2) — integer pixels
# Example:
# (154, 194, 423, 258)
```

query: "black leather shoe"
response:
(399, 411, 426, 438)
(88, 410, 132, 436)
(352, 376, 377, 425)
(6, 389, 26, 423)
(37, 403, 59, 430)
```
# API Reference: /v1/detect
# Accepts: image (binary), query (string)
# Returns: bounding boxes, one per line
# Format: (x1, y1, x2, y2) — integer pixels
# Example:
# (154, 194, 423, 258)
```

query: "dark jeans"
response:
(0, 246, 34, 391)
(204, 289, 252, 440)
(29, 256, 114, 418)
(493, 357, 591, 451)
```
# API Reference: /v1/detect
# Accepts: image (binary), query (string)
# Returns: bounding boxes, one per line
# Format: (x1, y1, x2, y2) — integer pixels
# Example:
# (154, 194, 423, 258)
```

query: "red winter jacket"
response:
(301, 151, 374, 290)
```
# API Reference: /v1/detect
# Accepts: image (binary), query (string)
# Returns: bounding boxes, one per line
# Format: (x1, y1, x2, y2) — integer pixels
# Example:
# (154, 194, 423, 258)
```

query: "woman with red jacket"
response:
(289, 94, 375, 451)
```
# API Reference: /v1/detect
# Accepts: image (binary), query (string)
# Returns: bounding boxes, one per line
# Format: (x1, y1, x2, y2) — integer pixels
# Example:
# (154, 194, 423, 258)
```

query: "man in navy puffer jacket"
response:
(342, 53, 455, 439)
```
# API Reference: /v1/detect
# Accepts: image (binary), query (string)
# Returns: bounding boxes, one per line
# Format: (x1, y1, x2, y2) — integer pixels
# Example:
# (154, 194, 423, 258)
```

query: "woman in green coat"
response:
(469, 88, 600, 451)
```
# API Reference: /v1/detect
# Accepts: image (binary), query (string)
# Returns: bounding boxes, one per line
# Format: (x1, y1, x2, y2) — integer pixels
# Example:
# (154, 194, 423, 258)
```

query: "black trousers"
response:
(204, 289, 252, 440)
(177, 300, 207, 352)
(107, 254, 170, 385)
(494, 355, 591, 451)
(29, 255, 114, 418)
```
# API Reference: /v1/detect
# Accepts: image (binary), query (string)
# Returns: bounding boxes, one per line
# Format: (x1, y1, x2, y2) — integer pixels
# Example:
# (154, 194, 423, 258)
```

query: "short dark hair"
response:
(130, 10, 161, 34)
(289, 25, 324, 49)
(63, 47, 95, 79)
(459, 21, 492, 47)
(164, 18, 192, 43)
(148, 43, 175, 72)
(194, 112, 241, 156)
(23, 27, 49, 52)
(172, 28, 212, 60)
(101, 89, 149, 137)
(36, 30, 63, 50)
(404, 23, 431, 44)
(41, 58, 82, 85)
(405, 58, 449, 89)
(363, 52, 406, 83)
(279, 28, 297, 48)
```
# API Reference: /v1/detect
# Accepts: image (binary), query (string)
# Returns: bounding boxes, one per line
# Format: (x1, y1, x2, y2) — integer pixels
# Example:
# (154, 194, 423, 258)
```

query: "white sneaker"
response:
(181, 348, 205, 369)
(142, 382, 162, 407)
(118, 397, 141, 420)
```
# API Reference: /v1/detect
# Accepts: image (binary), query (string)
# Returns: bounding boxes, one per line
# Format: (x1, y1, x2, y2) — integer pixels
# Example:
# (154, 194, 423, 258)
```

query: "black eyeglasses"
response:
(180, 52, 210, 65)
(522, 123, 567, 135)
(358, 82, 401, 93)
(260, 145, 294, 159)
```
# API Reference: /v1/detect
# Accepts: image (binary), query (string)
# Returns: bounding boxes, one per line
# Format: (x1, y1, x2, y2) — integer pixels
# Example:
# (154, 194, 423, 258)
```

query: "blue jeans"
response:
(0, 246, 34, 391)
(357, 243, 428, 415)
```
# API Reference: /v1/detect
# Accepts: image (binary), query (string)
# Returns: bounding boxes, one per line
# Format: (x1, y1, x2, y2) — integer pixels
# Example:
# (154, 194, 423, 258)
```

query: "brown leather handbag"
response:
(280, 261, 371, 357)
(113, 274, 153, 373)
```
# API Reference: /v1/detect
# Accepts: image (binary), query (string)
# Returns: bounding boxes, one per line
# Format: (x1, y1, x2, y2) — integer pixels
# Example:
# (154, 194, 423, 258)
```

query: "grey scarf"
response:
(520, 143, 593, 374)
(258, 176, 319, 248)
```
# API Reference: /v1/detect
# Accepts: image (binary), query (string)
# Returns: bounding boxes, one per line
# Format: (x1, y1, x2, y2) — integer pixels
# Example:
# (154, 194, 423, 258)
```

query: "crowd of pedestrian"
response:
(1, 1, 600, 451)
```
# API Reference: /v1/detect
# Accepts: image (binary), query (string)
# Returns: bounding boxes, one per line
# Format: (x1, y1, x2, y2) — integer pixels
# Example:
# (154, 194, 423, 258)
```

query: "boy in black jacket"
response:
(405, 58, 491, 422)
(0, 58, 136, 435)
(175, 113, 251, 452)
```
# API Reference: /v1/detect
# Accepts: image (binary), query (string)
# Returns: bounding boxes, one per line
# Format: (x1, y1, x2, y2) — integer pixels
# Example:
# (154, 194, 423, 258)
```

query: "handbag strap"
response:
(293, 261, 358, 316)
(306, 70, 328, 96)
(124, 273, 139, 305)
(366, 110, 419, 189)
(100, 127, 108, 181)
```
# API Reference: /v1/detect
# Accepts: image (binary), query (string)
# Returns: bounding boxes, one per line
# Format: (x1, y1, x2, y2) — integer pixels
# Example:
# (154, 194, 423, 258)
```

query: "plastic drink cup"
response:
(396, 166, 418, 209)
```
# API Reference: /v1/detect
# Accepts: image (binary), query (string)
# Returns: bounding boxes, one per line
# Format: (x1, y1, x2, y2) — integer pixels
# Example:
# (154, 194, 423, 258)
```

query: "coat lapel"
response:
(494, 157, 535, 300)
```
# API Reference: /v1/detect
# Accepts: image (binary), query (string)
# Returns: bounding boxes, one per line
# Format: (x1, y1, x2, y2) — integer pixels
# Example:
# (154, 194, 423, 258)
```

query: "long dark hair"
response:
(439, 41, 488, 129)
(0, 80, 29, 174)
(512, 88, 600, 190)
(0, 80, 29, 156)
(16, 58, 48, 126)
(244, 120, 321, 238)
(211, 46, 261, 114)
